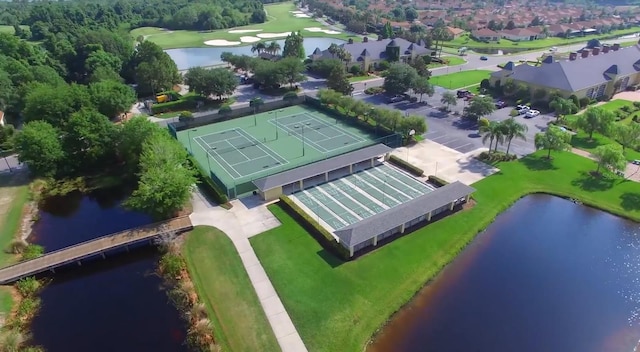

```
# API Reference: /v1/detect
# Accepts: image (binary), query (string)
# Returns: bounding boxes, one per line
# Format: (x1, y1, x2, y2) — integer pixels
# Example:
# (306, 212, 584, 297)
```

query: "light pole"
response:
(407, 129, 415, 161)
(269, 109, 284, 140)
(206, 149, 212, 172)
(187, 129, 198, 154)
(301, 125, 306, 156)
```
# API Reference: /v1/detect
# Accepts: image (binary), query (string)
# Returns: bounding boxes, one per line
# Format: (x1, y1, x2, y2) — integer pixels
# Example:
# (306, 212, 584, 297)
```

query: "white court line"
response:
(373, 166, 428, 195)
(307, 113, 366, 142)
(235, 128, 289, 166)
(361, 169, 414, 200)
(326, 183, 377, 216)
(448, 142, 473, 151)
(348, 173, 400, 208)
(230, 155, 273, 167)
(224, 139, 251, 162)
(302, 189, 349, 227)
(316, 187, 364, 221)
(270, 119, 329, 153)
(193, 136, 242, 179)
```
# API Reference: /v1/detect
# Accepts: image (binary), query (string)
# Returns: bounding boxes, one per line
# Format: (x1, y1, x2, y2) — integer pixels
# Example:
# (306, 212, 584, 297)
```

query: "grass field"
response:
(427, 55, 467, 69)
(443, 27, 640, 50)
(0, 173, 30, 316)
(563, 99, 640, 161)
(130, 2, 357, 49)
(182, 226, 280, 352)
(430, 69, 492, 89)
(0, 25, 28, 35)
(250, 150, 640, 352)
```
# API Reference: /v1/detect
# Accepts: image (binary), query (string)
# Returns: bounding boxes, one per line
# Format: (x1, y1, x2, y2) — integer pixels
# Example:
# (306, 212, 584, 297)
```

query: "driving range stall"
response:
(252, 144, 393, 201)
(332, 181, 476, 257)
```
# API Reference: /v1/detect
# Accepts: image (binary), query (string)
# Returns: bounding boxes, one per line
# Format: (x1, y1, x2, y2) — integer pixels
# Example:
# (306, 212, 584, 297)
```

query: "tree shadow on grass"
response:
(571, 134, 601, 150)
(620, 192, 640, 211)
(571, 171, 615, 191)
(519, 155, 557, 171)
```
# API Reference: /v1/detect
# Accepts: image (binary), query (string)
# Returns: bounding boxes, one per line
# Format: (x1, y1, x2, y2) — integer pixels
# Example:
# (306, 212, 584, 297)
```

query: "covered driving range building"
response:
(252, 144, 392, 201)
(334, 181, 475, 257)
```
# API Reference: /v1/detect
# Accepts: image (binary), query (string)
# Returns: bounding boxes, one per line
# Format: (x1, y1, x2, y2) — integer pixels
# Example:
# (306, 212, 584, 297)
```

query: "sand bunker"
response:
(257, 32, 293, 39)
(304, 27, 341, 34)
(228, 29, 263, 34)
(240, 36, 261, 43)
(204, 39, 241, 46)
(290, 10, 304, 14)
(294, 13, 311, 18)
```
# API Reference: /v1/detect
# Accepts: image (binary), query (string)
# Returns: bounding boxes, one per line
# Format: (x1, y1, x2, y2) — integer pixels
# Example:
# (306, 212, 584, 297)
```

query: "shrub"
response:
(349, 65, 362, 75)
(480, 79, 491, 90)
(186, 156, 229, 205)
(16, 296, 40, 321)
(620, 106, 632, 113)
(282, 91, 299, 103)
(178, 111, 194, 122)
(278, 196, 350, 260)
(578, 97, 590, 108)
(569, 94, 579, 107)
(634, 102, 640, 110)
(151, 99, 197, 114)
(15, 277, 41, 297)
(427, 175, 448, 187)
(376, 60, 390, 71)
(218, 105, 232, 116)
(409, 96, 418, 103)
(509, 109, 519, 117)
(388, 155, 424, 176)
(364, 86, 384, 95)
(159, 253, 185, 280)
(21, 244, 44, 261)
(477, 151, 517, 162)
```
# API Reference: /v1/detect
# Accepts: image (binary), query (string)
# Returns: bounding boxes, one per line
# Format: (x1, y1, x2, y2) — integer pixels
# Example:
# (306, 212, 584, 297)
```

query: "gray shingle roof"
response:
(493, 45, 640, 92)
(334, 181, 476, 248)
(252, 144, 392, 192)
(311, 38, 430, 62)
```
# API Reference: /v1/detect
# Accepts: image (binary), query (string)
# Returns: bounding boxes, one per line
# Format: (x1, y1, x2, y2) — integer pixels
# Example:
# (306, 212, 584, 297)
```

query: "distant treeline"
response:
(0, 0, 268, 34)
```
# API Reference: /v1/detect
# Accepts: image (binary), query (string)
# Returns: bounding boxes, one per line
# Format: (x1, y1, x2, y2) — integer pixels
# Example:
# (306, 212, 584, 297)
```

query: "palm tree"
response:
(440, 92, 457, 111)
(267, 41, 281, 55)
(337, 48, 352, 70)
(480, 121, 503, 153)
(501, 118, 528, 156)
(328, 43, 340, 58)
(251, 42, 266, 55)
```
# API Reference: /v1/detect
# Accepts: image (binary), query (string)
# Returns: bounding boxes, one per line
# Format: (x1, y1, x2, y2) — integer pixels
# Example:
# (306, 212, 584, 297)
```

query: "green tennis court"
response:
(176, 105, 397, 198)
(291, 164, 436, 231)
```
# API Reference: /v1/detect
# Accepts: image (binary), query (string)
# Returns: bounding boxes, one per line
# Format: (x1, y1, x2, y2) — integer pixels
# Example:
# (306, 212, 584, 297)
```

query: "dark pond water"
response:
(370, 195, 640, 352)
(166, 37, 346, 70)
(28, 188, 189, 352)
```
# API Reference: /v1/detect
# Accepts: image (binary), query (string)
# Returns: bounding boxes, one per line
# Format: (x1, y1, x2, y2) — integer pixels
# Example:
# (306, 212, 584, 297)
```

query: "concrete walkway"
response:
(188, 190, 308, 352)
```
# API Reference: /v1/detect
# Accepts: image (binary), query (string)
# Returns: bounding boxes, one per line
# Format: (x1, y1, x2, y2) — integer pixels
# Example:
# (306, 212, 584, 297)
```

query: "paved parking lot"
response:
(354, 88, 546, 157)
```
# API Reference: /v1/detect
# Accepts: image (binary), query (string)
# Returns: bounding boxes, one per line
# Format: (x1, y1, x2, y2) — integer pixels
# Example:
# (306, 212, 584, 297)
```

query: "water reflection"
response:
(370, 195, 640, 352)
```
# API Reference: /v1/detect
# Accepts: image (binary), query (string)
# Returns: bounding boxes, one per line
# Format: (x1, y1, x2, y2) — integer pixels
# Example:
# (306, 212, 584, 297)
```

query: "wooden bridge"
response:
(0, 216, 193, 285)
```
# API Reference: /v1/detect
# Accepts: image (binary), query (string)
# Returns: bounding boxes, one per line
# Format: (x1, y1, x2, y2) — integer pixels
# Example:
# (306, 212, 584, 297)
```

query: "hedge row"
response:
(278, 195, 350, 260)
(388, 155, 424, 176)
(427, 175, 449, 188)
(152, 99, 198, 114)
(187, 156, 229, 205)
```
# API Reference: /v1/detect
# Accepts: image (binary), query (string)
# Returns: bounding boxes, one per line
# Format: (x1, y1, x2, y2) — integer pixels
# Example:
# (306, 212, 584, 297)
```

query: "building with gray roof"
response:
(333, 181, 475, 257)
(308, 37, 433, 72)
(490, 42, 640, 99)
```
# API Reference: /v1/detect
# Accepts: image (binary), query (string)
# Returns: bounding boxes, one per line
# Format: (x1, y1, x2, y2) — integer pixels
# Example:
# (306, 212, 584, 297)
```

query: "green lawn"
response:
(250, 150, 640, 352)
(182, 226, 280, 352)
(131, 2, 357, 49)
(428, 55, 467, 68)
(0, 25, 28, 35)
(443, 27, 640, 50)
(348, 75, 375, 83)
(430, 69, 492, 89)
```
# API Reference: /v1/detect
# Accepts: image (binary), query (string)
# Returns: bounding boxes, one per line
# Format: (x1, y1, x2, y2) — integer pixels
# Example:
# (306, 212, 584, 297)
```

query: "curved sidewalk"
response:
(189, 191, 308, 352)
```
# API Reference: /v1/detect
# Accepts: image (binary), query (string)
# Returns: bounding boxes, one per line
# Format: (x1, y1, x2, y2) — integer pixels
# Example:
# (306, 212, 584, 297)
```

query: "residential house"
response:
(471, 28, 500, 41)
(489, 42, 640, 100)
(500, 28, 539, 41)
(446, 26, 465, 38)
(309, 37, 432, 72)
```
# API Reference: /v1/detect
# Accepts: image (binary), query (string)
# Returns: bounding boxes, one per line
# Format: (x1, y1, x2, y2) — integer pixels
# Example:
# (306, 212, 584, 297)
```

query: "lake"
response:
(28, 189, 189, 352)
(370, 195, 640, 352)
(166, 37, 346, 70)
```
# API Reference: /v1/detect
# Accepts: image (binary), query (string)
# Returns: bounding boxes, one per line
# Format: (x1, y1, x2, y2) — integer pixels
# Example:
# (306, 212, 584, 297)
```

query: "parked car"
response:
(387, 95, 405, 103)
(632, 160, 640, 165)
(480, 56, 488, 61)
(495, 100, 506, 108)
(525, 109, 540, 118)
(457, 89, 471, 98)
(464, 93, 475, 101)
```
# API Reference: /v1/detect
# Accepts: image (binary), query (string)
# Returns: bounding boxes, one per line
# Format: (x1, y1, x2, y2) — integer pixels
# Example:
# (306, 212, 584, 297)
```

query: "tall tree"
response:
(440, 91, 457, 111)
(23, 83, 92, 125)
(14, 121, 65, 177)
(63, 109, 119, 171)
(282, 31, 305, 59)
(118, 117, 163, 173)
(89, 80, 137, 119)
(534, 125, 572, 159)
(592, 144, 626, 175)
(326, 66, 353, 96)
(575, 106, 615, 140)
(383, 63, 418, 95)
(549, 97, 578, 120)
(411, 77, 434, 102)
(278, 57, 306, 88)
(501, 118, 528, 155)
(480, 120, 503, 153)
(463, 96, 495, 121)
(615, 123, 640, 152)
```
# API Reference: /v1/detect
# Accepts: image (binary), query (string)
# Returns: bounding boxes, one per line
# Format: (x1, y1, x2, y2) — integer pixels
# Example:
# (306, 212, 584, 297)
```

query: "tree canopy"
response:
(383, 63, 418, 95)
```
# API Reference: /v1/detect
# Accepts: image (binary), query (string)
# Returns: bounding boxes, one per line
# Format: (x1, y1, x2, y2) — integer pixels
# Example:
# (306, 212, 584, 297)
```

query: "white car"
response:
(525, 109, 540, 118)
(516, 105, 530, 111)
